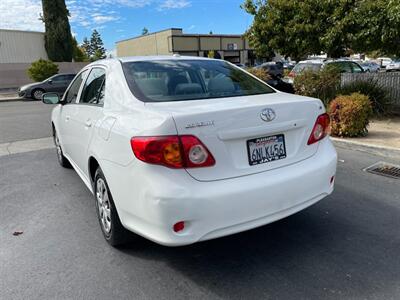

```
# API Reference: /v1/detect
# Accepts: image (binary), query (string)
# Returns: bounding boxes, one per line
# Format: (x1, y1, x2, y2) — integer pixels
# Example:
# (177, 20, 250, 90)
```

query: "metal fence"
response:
(341, 72, 400, 111)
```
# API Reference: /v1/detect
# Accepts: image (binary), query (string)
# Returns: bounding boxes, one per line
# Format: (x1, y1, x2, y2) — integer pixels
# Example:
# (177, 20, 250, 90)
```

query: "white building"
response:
(0, 29, 48, 63)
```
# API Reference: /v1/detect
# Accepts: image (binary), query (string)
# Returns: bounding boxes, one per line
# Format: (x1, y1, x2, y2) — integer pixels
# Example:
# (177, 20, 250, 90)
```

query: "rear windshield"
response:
(122, 60, 275, 102)
(292, 63, 322, 73)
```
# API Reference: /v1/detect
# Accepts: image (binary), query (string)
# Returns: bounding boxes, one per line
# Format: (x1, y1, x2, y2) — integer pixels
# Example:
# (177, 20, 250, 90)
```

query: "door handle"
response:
(85, 119, 92, 128)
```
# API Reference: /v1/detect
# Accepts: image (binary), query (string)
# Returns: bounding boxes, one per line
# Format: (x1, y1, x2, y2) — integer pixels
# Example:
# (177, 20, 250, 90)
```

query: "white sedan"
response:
(42, 56, 337, 247)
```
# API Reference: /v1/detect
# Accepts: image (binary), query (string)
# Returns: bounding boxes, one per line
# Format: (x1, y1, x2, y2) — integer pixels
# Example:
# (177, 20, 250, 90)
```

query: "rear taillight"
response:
(131, 135, 215, 169)
(307, 113, 330, 145)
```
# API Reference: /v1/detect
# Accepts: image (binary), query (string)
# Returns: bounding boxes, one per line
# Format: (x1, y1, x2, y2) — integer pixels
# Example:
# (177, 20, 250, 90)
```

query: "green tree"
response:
(41, 0, 73, 61)
(81, 37, 92, 58)
(351, 0, 400, 57)
(72, 36, 88, 62)
(90, 30, 106, 61)
(242, 0, 400, 59)
(27, 59, 59, 82)
(142, 27, 149, 35)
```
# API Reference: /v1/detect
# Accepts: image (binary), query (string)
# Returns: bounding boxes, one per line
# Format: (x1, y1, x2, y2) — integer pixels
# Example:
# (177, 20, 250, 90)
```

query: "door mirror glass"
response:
(42, 93, 60, 104)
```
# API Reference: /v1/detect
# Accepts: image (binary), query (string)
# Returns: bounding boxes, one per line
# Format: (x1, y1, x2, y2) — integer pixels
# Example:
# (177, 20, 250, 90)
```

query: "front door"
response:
(67, 67, 106, 176)
(57, 70, 89, 158)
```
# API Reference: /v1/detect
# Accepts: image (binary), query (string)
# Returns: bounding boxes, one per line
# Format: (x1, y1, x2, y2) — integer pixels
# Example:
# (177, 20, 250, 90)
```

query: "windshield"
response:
(122, 60, 275, 102)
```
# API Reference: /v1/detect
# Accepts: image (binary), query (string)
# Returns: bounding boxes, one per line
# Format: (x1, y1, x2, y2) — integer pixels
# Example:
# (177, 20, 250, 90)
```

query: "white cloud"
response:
(0, 0, 44, 32)
(92, 14, 120, 24)
(0, 0, 192, 35)
(158, 0, 191, 10)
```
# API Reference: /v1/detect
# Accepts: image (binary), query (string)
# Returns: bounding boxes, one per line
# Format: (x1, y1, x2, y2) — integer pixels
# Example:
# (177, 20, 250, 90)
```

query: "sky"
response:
(0, 0, 253, 54)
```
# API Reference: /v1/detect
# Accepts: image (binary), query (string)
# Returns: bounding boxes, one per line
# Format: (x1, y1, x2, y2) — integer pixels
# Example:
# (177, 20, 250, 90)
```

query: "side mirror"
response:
(48, 79, 53, 84)
(42, 93, 60, 104)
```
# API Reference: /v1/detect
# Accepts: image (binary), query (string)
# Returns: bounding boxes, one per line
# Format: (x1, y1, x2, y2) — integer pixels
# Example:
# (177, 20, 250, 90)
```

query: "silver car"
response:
(360, 61, 380, 73)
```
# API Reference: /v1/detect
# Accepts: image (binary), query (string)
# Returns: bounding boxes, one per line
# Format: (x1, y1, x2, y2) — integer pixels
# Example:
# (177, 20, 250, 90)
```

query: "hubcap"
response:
(96, 178, 112, 234)
(34, 90, 43, 99)
(54, 134, 63, 162)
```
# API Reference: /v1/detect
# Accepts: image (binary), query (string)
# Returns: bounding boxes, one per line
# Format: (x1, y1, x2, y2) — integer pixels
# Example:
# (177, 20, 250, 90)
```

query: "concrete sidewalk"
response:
(332, 117, 400, 159)
(0, 88, 21, 102)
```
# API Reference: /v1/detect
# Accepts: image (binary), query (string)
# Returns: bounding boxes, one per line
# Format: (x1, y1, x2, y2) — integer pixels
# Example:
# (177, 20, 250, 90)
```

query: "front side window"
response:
(80, 68, 106, 105)
(122, 60, 275, 102)
(64, 70, 88, 104)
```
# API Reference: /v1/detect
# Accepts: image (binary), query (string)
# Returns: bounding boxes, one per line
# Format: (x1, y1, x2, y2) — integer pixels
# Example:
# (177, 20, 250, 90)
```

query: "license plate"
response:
(247, 134, 287, 166)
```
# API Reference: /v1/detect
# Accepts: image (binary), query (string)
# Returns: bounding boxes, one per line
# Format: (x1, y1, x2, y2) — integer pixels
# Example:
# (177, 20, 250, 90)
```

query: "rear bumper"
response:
(102, 138, 337, 246)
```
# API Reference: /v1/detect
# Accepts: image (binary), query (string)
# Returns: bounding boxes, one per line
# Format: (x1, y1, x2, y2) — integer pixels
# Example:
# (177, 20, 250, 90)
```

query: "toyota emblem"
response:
(260, 108, 276, 122)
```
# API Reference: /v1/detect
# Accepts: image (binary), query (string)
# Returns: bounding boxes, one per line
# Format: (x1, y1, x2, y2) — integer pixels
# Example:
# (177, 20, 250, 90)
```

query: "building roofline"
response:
(116, 28, 246, 44)
(116, 28, 182, 43)
(0, 28, 45, 34)
(171, 34, 244, 38)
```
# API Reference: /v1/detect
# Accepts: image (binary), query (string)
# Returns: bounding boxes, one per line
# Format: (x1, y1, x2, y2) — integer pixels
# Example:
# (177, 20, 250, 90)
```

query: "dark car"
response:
(256, 62, 284, 78)
(18, 73, 76, 100)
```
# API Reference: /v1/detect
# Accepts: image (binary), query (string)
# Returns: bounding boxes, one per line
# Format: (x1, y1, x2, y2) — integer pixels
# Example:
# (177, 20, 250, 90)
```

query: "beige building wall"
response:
(221, 37, 244, 50)
(0, 29, 48, 63)
(199, 37, 220, 51)
(171, 36, 199, 52)
(116, 29, 182, 57)
(115, 28, 255, 65)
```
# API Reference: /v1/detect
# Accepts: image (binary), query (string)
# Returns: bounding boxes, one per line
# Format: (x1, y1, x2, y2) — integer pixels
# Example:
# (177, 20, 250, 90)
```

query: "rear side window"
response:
(64, 70, 88, 104)
(122, 60, 275, 102)
(80, 68, 105, 105)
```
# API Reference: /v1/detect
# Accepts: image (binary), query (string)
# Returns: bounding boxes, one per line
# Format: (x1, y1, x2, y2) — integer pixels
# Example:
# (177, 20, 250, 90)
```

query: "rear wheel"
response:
(53, 129, 71, 168)
(32, 88, 45, 100)
(94, 167, 130, 246)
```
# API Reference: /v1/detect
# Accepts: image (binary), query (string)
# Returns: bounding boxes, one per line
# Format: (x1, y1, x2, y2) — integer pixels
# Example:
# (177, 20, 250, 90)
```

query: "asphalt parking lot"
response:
(1, 101, 399, 299)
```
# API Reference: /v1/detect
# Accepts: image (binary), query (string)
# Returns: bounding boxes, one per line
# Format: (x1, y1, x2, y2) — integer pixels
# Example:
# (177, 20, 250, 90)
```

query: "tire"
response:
(94, 167, 130, 246)
(32, 88, 45, 100)
(53, 129, 71, 168)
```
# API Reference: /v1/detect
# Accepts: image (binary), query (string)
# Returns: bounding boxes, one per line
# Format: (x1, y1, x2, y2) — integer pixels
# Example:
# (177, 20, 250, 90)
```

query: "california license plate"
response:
(247, 134, 287, 166)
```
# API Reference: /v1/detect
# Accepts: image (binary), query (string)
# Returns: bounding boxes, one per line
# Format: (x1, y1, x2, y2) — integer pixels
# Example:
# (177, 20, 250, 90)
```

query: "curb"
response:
(331, 137, 400, 160)
(0, 97, 30, 103)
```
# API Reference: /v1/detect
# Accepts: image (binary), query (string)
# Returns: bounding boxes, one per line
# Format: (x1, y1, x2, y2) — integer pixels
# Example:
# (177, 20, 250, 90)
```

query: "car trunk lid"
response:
(146, 93, 325, 182)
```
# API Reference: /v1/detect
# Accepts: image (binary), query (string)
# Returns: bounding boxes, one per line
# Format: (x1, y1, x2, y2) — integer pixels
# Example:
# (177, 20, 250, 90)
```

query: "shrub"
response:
(337, 79, 391, 116)
(27, 59, 59, 82)
(247, 67, 271, 82)
(294, 66, 341, 105)
(329, 93, 373, 137)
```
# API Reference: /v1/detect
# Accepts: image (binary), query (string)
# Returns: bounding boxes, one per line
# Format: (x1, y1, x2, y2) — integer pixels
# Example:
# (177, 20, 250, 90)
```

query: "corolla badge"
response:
(260, 108, 276, 122)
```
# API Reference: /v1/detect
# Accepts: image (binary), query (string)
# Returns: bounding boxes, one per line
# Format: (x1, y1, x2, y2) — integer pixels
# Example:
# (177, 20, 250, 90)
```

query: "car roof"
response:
(117, 55, 215, 63)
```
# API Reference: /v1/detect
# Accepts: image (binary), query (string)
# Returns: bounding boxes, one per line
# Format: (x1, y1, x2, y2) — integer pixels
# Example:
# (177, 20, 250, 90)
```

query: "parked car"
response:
(360, 61, 380, 73)
(385, 60, 400, 72)
(18, 73, 76, 100)
(287, 59, 364, 83)
(256, 62, 284, 78)
(282, 60, 295, 70)
(377, 57, 393, 68)
(42, 56, 337, 247)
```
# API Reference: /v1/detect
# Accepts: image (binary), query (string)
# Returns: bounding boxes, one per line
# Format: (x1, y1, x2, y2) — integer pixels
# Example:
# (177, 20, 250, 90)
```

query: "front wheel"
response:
(53, 129, 71, 168)
(94, 167, 131, 246)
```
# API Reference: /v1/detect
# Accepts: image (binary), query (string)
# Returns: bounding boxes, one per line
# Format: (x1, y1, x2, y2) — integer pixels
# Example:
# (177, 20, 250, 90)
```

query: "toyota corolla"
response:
(42, 56, 337, 247)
